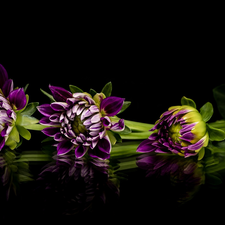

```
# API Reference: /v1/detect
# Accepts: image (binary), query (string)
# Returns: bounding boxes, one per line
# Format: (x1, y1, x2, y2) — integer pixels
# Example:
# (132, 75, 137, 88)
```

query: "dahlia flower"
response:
(137, 97, 225, 159)
(0, 64, 43, 151)
(38, 82, 129, 160)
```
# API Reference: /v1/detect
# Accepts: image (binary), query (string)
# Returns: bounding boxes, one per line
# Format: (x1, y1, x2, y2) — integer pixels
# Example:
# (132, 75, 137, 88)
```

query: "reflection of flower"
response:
(38, 84, 126, 159)
(35, 154, 120, 215)
(137, 153, 204, 203)
(0, 64, 44, 151)
(0, 149, 32, 201)
(137, 105, 209, 158)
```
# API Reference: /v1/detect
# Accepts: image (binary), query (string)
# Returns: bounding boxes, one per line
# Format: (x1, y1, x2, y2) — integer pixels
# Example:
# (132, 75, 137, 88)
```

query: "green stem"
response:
(124, 120, 154, 132)
(120, 131, 152, 140)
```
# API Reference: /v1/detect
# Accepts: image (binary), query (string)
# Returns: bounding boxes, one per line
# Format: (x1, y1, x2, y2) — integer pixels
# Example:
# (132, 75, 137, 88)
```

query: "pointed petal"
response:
(51, 102, 69, 111)
(75, 144, 88, 158)
(96, 135, 111, 154)
(49, 85, 72, 102)
(101, 116, 111, 127)
(0, 64, 8, 89)
(0, 137, 5, 150)
(37, 104, 55, 116)
(110, 119, 125, 132)
(137, 139, 156, 153)
(39, 117, 60, 126)
(100, 96, 125, 116)
(88, 145, 111, 160)
(42, 127, 60, 137)
(57, 140, 74, 155)
(2, 79, 13, 97)
(8, 88, 26, 110)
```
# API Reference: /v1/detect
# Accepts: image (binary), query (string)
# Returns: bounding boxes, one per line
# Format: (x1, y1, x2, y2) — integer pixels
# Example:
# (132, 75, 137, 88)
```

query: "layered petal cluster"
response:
(0, 64, 27, 151)
(137, 105, 209, 158)
(38, 85, 125, 160)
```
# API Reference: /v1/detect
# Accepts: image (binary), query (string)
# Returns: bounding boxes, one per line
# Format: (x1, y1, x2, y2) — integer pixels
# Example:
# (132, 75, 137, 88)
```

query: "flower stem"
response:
(120, 131, 152, 140)
(124, 120, 154, 132)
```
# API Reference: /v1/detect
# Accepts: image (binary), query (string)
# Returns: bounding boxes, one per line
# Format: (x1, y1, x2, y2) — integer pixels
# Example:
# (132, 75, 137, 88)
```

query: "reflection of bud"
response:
(137, 153, 204, 204)
(35, 154, 120, 216)
(137, 105, 209, 158)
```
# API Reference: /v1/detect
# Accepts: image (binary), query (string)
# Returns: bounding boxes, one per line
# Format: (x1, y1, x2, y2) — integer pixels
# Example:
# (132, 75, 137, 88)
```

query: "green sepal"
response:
(118, 101, 131, 114)
(200, 102, 213, 122)
(198, 147, 205, 160)
(9, 126, 20, 143)
(23, 124, 48, 131)
(207, 124, 225, 141)
(21, 102, 39, 116)
(16, 114, 39, 127)
(213, 84, 225, 120)
(107, 130, 117, 145)
(181, 96, 196, 108)
(101, 82, 112, 97)
(89, 88, 97, 97)
(69, 85, 83, 93)
(40, 89, 55, 102)
(16, 125, 31, 140)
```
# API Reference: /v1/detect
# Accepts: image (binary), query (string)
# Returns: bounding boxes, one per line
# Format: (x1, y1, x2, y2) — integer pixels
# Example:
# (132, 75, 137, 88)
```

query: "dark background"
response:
(1, 7, 225, 221)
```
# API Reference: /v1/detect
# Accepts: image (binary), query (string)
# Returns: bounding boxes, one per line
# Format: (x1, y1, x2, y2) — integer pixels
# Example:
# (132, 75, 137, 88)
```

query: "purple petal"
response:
(136, 139, 157, 153)
(8, 88, 26, 110)
(96, 135, 111, 154)
(0, 64, 8, 89)
(50, 102, 69, 111)
(187, 138, 205, 151)
(0, 137, 5, 150)
(42, 127, 60, 137)
(49, 85, 72, 102)
(57, 140, 74, 155)
(37, 104, 55, 116)
(39, 117, 60, 126)
(100, 96, 125, 117)
(2, 79, 13, 97)
(74, 144, 88, 158)
(180, 132, 195, 142)
(110, 119, 125, 132)
(101, 116, 111, 127)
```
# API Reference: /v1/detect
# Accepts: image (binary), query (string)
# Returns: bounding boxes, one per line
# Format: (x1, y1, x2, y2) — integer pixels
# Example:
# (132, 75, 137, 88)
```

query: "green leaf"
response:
(107, 130, 117, 145)
(89, 88, 97, 97)
(24, 83, 29, 92)
(101, 82, 112, 97)
(207, 124, 225, 141)
(208, 120, 225, 132)
(40, 89, 55, 102)
(198, 147, 205, 160)
(200, 102, 213, 122)
(69, 85, 83, 93)
(21, 102, 39, 116)
(181, 96, 196, 108)
(118, 101, 131, 114)
(213, 84, 225, 120)
(16, 125, 31, 140)
(23, 124, 48, 130)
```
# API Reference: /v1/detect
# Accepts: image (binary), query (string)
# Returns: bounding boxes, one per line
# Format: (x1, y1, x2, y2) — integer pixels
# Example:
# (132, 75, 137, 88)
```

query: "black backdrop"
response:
(1, 10, 225, 221)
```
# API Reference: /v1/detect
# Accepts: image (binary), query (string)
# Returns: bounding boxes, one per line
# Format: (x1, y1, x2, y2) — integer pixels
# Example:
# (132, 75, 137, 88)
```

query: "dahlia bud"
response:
(137, 97, 225, 159)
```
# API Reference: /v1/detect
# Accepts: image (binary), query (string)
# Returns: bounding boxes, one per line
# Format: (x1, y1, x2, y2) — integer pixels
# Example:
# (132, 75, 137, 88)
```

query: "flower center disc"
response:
(168, 123, 182, 143)
(72, 114, 87, 135)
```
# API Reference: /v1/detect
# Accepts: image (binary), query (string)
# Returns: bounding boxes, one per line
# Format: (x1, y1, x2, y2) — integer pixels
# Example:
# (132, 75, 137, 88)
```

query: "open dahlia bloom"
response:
(0, 64, 42, 151)
(137, 99, 210, 158)
(38, 83, 128, 160)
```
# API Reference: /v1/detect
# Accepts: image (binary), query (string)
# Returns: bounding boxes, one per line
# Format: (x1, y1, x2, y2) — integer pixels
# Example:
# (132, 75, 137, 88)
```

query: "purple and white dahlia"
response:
(137, 103, 209, 158)
(38, 83, 127, 160)
(0, 64, 26, 150)
(1, 64, 42, 151)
